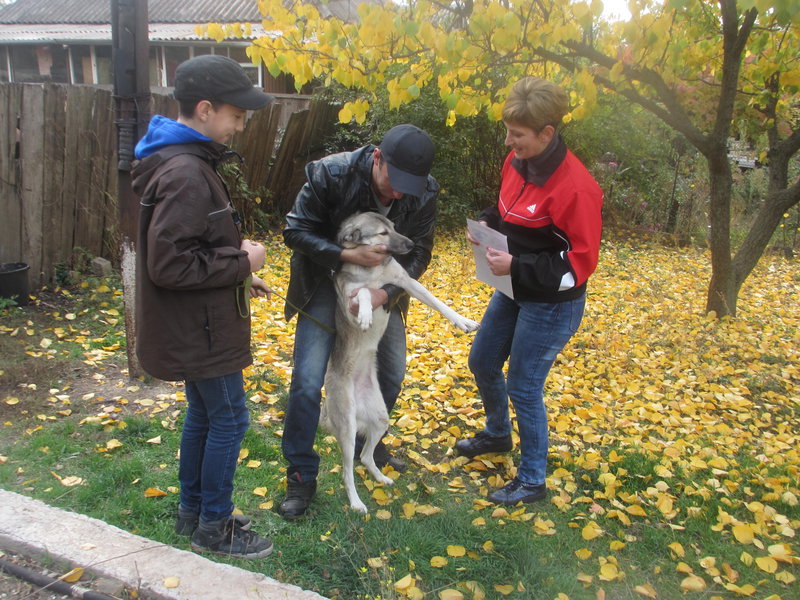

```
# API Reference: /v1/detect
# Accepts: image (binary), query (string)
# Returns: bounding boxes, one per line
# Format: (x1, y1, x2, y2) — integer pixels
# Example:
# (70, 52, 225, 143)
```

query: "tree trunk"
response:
(705, 150, 736, 316)
(707, 143, 800, 317)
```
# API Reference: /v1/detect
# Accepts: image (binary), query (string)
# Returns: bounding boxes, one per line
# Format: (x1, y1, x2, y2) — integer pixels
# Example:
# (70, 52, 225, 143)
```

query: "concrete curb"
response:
(0, 490, 326, 600)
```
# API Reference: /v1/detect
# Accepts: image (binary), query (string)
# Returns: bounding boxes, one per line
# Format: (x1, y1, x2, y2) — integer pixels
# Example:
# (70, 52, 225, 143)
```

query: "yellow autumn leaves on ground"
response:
(247, 235, 799, 477)
(242, 233, 798, 598)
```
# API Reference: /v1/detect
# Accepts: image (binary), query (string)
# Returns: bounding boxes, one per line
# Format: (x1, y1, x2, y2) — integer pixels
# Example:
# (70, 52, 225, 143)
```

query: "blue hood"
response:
(135, 115, 213, 159)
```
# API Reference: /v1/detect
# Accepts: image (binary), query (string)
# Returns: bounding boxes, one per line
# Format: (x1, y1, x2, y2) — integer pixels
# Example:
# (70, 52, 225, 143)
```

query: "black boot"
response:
(454, 431, 512, 458)
(354, 436, 406, 473)
(278, 472, 317, 520)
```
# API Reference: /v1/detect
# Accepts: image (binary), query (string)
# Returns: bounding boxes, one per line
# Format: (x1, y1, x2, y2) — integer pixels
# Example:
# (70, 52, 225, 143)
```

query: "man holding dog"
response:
(279, 124, 438, 519)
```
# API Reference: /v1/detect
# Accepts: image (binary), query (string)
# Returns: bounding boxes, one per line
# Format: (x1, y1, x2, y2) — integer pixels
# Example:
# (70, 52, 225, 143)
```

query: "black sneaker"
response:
(175, 506, 252, 536)
(488, 477, 547, 505)
(190, 518, 273, 559)
(454, 431, 513, 458)
(278, 472, 317, 520)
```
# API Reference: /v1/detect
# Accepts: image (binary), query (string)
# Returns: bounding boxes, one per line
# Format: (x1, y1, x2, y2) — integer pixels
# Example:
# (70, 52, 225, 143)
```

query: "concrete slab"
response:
(0, 490, 327, 600)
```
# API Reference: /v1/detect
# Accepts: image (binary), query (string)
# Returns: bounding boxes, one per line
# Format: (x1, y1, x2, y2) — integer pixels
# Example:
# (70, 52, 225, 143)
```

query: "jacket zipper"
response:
(502, 181, 527, 220)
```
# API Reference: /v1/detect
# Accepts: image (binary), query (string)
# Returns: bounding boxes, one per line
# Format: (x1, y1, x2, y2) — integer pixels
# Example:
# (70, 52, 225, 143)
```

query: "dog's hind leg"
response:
(357, 371, 394, 487)
(340, 420, 369, 514)
(325, 372, 369, 514)
(359, 426, 393, 486)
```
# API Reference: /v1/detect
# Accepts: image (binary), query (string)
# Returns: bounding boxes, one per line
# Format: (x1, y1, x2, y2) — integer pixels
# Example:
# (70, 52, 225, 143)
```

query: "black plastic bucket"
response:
(0, 262, 30, 306)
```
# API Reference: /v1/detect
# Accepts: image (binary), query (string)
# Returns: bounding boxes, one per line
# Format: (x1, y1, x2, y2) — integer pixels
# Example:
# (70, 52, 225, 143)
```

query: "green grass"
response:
(3, 409, 797, 599)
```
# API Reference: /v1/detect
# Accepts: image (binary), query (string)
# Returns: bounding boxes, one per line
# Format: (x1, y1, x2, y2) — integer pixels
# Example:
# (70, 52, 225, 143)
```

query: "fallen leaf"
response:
(633, 583, 657, 598)
(394, 574, 414, 591)
(679, 574, 706, 592)
(62, 568, 83, 583)
(732, 523, 755, 544)
(447, 544, 466, 557)
(582, 521, 603, 540)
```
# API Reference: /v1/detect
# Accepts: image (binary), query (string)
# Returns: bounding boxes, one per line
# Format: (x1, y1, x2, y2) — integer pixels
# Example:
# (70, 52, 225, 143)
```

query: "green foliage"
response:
(564, 94, 700, 236)
(321, 83, 506, 227)
(0, 296, 18, 310)
(217, 158, 274, 234)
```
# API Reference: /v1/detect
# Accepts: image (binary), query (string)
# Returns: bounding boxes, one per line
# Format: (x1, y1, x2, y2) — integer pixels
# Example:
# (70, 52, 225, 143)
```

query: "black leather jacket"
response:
(283, 144, 438, 320)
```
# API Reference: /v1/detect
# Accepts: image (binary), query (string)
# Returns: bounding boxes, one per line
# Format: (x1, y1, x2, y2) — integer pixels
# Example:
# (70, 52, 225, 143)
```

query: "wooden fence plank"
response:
(60, 86, 94, 269)
(73, 89, 111, 258)
(267, 99, 338, 216)
(0, 84, 22, 265)
(236, 101, 282, 192)
(40, 84, 68, 283)
(19, 84, 45, 286)
(101, 92, 119, 261)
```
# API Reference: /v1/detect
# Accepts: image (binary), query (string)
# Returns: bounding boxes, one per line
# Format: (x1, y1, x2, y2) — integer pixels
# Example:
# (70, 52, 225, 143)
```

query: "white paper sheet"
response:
(466, 219, 514, 299)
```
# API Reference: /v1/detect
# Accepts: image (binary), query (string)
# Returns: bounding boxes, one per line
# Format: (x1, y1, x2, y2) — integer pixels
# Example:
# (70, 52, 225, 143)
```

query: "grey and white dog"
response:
(320, 212, 479, 513)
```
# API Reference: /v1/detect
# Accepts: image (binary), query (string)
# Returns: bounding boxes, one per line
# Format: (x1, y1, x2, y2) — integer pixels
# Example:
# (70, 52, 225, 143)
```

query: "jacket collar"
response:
(510, 134, 567, 186)
(154, 141, 229, 165)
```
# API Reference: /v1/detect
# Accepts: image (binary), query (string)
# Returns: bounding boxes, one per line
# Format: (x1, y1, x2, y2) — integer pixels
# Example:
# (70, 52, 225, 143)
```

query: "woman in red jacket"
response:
(455, 77, 603, 505)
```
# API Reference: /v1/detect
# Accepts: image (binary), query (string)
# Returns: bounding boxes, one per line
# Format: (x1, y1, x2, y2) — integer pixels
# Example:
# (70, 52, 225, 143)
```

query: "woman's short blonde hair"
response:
(502, 77, 569, 132)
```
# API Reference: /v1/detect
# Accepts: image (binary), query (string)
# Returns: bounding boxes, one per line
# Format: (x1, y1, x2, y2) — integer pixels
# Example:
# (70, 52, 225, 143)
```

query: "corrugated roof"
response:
(0, 22, 273, 43)
(0, 0, 263, 24)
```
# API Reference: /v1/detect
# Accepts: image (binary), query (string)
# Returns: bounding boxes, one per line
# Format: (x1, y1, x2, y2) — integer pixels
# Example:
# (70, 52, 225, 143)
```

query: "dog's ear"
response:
(339, 226, 361, 246)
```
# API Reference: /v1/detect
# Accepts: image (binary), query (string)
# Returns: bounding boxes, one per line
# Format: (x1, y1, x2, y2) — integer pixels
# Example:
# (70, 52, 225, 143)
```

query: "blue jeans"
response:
(468, 291, 585, 485)
(282, 280, 407, 481)
(179, 372, 250, 522)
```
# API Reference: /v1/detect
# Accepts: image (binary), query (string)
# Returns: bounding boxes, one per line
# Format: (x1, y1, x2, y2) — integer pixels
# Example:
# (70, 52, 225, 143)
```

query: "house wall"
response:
(0, 41, 295, 93)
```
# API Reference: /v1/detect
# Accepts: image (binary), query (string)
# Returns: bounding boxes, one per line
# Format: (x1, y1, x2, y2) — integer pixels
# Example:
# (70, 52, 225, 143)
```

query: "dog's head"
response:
(337, 212, 414, 255)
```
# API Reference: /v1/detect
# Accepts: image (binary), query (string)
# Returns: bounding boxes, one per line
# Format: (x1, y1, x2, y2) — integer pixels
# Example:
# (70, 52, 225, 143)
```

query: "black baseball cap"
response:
(380, 124, 435, 198)
(173, 55, 273, 110)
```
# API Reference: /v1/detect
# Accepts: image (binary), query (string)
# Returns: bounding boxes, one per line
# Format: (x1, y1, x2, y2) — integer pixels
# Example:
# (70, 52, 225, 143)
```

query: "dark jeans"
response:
(282, 280, 406, 481)
(468, 291, 585, 485)
(179, 371, 249, 522)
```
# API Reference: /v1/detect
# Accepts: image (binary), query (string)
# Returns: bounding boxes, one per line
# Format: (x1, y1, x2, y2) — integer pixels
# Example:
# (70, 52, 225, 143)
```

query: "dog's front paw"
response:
(356, 310, 373, 330)
(454, 317, 480, 332)
(351, 500, 368, 514)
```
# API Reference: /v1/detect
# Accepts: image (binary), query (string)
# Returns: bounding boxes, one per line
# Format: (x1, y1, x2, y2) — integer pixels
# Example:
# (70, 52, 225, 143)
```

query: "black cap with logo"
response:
(173, 55, 273, 111)
(380, 124, 435, 198)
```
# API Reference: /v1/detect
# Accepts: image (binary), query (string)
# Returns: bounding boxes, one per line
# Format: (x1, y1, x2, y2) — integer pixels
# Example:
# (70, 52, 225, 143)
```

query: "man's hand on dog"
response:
(348, 287, 388, 316)
(341, 244, 389, 267)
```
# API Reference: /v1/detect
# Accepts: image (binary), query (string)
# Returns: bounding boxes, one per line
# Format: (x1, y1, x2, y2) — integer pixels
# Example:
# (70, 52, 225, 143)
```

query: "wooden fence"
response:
(0, 83, 337, 290)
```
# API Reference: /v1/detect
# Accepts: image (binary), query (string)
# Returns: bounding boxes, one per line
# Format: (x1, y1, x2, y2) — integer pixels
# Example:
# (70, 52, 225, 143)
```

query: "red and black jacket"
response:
(480, 136, 603, 303)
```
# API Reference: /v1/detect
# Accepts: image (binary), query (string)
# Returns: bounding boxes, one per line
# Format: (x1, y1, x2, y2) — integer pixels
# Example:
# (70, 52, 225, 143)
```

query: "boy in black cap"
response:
(132, 55, 274, 558)
(278, 124, 439, 519)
